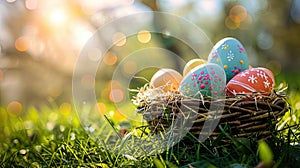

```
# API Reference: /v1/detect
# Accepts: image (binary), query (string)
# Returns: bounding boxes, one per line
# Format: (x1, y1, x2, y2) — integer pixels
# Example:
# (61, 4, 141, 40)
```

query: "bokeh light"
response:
(257, 32, 274, 50)
(88, 48, 102, 62)
(112, 32, 127, 46)
(46, 121, 55, 131)
(59, 102, 72, 116)
(113, 110, 126, 121)
(48, 8, 68, 27)
(198, 0, 219, 15)
(48, 112, 58, 122)
(6, 0, 16, 3)
(72, 25, 93, 48)
(108, 80, 123, 89)
(225, 16, 239, 30)
(95, 102, 106, 115)
(229, 5, 247, 23)
(15, 36, 30, 52)
(27, 38, 45, 58)
(81, 74, 95, 89)
(239, 14, 252, 30)
(25, 0, 38, 10)
(137, 30, 151, 43)
(47, 85, 62, 98)
(225, 5, 252, 30)
(195, 0, 223, 17)
(103, 51, 118, 66)
(123, 61, 137, 75)
(109, 89, 125, 103)
(7, 101, 23, 116)
(108, 80, 125, 103)
(266, 60, 282, 76)
(24, 121, 33, 130)
(291, 0, 300, 23)
(19, 149, 27, 155)
(157, 0, 188, 11)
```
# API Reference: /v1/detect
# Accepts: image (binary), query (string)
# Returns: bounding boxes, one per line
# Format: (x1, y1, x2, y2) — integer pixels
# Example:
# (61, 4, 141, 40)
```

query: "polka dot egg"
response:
(179, 63, 226, 98)
(208, 37, 249, 83)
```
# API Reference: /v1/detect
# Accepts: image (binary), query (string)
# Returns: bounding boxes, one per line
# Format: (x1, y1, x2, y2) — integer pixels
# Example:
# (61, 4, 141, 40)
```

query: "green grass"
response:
(0, 106, 155, 167)
(0, 74, 300, 167)
(1, 99, 299, 168)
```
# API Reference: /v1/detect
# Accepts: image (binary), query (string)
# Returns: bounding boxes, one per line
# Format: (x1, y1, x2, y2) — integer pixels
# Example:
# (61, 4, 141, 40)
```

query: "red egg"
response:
(226, 67, 275, 96)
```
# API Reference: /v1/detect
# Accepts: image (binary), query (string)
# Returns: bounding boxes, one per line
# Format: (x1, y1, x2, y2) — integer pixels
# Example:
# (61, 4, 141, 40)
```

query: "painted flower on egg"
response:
(208, 37, 249, 83)
(179, 63, 226, 98)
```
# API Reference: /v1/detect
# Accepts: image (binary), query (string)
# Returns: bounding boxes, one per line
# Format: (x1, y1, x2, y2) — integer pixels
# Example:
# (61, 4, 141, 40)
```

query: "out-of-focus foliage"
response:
(0, 0, 299, 109)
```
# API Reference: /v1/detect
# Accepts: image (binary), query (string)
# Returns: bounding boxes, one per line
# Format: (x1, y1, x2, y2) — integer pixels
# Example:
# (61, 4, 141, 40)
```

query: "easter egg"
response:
(150, 68, 183, 92)
(179, 63, 226, 98)
(183, 59, 207, 76)
(208, 37, 249, 83)
(226, 67, 275, 96)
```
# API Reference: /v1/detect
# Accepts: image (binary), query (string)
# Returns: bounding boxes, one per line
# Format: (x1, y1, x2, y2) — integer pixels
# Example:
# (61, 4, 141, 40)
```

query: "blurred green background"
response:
(0, 0, 299, 115)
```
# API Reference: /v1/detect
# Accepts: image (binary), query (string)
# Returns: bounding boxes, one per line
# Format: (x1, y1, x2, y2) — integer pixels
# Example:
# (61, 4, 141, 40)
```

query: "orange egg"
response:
(226, 67, 275, 96)
(183, 59, 207, 76)
(150, 68, 183, 92)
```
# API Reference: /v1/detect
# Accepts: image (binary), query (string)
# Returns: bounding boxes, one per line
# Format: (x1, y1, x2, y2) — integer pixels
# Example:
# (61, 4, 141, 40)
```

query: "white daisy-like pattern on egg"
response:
(257, 71, 268, 80)
(263, 80, 270, 88)
(227, 50, 235, 61)
(239, 71, 250, 77)
(248, 75, 257, 84)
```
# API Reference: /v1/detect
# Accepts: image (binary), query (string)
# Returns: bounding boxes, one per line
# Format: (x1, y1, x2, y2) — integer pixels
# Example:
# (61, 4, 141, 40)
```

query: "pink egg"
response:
(226, 67, 275, 96)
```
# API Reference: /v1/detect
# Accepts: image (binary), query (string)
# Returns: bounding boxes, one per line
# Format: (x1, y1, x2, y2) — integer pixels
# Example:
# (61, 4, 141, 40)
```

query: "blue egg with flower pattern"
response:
(208, 37, 249, 83)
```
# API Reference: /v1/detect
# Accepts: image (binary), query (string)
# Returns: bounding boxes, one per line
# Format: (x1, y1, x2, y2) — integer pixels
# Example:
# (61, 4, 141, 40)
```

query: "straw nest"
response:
(132, 84, 289, 140)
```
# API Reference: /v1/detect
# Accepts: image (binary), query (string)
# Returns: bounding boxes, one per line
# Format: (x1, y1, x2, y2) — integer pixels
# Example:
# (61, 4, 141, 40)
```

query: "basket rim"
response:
(134, 87, 290, 140)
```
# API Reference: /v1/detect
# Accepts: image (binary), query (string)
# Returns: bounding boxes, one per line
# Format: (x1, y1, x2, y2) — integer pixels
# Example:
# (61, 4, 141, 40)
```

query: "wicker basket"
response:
(133, 87, 289, 141)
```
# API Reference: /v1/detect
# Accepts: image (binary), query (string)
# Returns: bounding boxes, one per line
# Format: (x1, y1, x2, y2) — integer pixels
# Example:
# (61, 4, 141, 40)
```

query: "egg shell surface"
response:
(183, 59, 207, 77)
(208, 37, 249, 83)
(179, 63, 226, 98)
(150, 68, 183, 92)
(226, 67, 275, 96)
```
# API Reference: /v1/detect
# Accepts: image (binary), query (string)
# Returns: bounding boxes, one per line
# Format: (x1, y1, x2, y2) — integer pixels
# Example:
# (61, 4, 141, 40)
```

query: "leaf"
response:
(153, 157, 165, 168)
(95, 163, 110, 168)
(165, 160, 178, 168)
(258, 141, 274, 165)
(181, 161, 216, 168)
(233, 138, 252, 153)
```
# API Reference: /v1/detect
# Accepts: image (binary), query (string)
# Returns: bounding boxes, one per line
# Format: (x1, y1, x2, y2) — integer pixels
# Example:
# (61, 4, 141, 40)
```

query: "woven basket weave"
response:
(134, 87, 289, 140)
